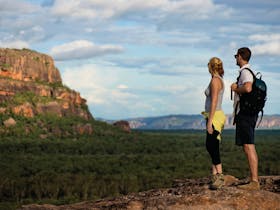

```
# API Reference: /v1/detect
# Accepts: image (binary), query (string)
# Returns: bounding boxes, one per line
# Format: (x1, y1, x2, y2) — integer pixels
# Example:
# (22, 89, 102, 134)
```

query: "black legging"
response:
(206, 130, 221, 165)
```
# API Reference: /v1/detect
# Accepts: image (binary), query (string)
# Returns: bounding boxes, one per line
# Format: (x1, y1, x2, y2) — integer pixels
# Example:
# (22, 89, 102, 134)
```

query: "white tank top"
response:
(204, 75, 224, 112)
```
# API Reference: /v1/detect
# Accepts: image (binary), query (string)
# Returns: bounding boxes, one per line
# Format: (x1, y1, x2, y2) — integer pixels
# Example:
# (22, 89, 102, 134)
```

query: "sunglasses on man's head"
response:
(234, 54, 238, 58)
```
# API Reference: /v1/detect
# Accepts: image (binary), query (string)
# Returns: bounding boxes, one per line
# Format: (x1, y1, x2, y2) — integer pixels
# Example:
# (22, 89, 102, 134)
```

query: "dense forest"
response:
(0, 119, 279, 210)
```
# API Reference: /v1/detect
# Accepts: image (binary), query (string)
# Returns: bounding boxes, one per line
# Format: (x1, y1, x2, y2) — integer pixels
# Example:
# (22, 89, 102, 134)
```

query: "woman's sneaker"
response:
(210, 173, 224, 190)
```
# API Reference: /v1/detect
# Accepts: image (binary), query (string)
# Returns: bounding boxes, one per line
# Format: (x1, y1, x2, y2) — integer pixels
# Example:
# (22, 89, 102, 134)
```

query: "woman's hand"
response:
(207, 121, 213, 134)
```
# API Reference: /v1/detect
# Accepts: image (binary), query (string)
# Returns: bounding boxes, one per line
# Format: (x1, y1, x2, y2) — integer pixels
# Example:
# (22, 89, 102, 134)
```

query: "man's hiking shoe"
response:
(210, 173, 224, 190)
(237, 181, 260, 190)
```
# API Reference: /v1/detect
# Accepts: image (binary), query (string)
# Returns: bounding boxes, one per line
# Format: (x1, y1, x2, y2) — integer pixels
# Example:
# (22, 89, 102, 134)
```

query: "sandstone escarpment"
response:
(0, 48, 61, 83)
(0, 48, 93, 137)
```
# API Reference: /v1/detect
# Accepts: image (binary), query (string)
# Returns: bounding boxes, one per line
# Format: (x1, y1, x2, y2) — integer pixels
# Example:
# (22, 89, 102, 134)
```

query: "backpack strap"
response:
(233, 100, 239, 125)
(232, 72, 241, 125)
(243, 68, 256, 81)
(255, 72, 262, 79)
(257, 110, 263, 128)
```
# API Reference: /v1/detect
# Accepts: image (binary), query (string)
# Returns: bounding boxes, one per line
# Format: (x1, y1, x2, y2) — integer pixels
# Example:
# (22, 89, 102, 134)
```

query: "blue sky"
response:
(1, 0, 279, 119)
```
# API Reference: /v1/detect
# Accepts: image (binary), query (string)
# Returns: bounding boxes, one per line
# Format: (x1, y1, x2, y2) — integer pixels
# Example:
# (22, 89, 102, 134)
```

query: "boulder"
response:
(3, 117, 16, 127)
(74, 123, 93, 135)
(0, 107, 6, 113)
(113, 120, 131, 133)
(12, 102, 35, 118)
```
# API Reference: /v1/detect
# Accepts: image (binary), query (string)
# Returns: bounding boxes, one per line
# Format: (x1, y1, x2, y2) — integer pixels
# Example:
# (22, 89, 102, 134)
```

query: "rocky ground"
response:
(19, 175, 280, 210)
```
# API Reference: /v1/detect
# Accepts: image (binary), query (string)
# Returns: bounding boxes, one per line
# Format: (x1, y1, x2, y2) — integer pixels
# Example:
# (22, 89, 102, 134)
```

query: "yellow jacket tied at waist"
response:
(201, 110, 226, 141)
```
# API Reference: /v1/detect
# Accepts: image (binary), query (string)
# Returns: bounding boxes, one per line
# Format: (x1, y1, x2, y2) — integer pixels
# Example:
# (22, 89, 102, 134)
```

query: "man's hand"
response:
(231, 83, 238, 92)
(231, 82, 252, 94)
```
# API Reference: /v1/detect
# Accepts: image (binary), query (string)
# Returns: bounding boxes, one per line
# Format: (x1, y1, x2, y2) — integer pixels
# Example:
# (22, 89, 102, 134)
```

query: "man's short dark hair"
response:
(237, 47, 251, 62)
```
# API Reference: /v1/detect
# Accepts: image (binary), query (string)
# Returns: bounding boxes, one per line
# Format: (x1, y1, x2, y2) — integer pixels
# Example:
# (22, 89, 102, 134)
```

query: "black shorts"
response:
(235, 113, 258, 146)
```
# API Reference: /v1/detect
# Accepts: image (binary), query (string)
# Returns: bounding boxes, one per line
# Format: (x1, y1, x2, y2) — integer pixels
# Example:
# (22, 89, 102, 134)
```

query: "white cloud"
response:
(50, 40, 124, 60)
(159, 31, 212, 46)
(51, 0, 161, 19)
(249, 34, 280, 42)
(0, 0, 39, 13)
(50, 0, 230, 21)
(251, 42, 280, 56)
(117, 84, 128, 89)
(111, 89, 138, 104)
(62, 64, 113, 105)
(61, 63, 137, 105)
(0, 40, 29, 49)
(59, 61, 207, 118)
(249, 34, 280, 56)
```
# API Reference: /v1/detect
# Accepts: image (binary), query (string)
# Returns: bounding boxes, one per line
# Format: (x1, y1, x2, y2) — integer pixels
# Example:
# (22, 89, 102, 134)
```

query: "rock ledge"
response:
(19, 176, 280, 210)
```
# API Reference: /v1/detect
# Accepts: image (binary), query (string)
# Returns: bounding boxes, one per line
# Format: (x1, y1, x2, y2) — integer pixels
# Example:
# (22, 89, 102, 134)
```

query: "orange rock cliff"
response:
(0, 48, 93, 136)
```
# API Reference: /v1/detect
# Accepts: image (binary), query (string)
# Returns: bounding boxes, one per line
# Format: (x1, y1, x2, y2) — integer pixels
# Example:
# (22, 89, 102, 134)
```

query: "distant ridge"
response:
(104, 114, 280, 130)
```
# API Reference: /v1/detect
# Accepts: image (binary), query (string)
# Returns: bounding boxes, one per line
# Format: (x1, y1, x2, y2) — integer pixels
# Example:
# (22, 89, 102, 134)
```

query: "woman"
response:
(202, 57, 226, 190)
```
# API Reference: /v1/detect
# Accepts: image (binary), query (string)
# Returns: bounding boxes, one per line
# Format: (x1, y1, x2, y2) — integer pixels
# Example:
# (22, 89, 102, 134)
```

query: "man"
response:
(231, 47, 260, 190)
